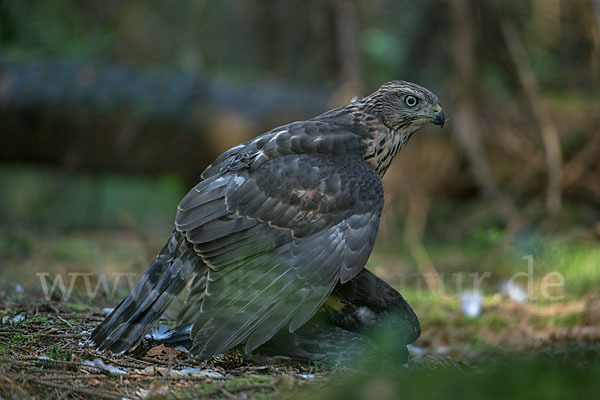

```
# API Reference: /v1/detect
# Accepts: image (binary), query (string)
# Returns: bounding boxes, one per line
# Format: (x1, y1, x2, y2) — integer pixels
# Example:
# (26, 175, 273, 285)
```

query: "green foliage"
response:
(0, 0, 595, 92)
(537, 238, 600, 297)
(0, 346, 12, 356)
(9, 334, 28, 345)
(0, 231, 34, 259)
(225, 376, 271, 390)
(195, 382, 219, 391)
(0, 0, 113, 61)
(63, 302, 90, 312)
(302, 356, 600, 400)
(0, 165, 184, 234)
(49, 344, 72, 361)
(49, 345, 58, 360)
(379, 201, 600, 298)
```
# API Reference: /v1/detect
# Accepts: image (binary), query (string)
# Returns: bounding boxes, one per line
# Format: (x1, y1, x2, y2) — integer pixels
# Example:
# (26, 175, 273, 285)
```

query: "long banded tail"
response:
(91, 231, 200, 353)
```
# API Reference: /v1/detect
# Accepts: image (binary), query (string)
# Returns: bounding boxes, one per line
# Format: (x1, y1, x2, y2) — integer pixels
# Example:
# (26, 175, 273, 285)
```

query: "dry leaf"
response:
(146, 344, 182, 361)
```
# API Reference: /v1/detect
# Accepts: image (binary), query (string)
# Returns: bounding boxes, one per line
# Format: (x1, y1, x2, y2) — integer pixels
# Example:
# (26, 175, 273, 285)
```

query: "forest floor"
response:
(1, 279, 599, 399)
(1, 224, 600, 399)
(0, 296, 330, 399)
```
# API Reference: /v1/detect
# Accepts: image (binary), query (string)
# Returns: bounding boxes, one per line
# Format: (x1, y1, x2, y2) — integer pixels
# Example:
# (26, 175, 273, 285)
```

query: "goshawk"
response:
(91, 81, 445, 362)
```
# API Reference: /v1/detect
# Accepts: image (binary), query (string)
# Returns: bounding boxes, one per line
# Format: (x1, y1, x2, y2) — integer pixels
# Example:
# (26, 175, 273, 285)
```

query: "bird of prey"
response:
(91, 81, 445, 362)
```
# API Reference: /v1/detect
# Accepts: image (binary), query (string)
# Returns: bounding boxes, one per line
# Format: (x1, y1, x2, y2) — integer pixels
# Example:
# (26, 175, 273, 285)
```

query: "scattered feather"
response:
(178, 368, 224, 379)
(82, 358, 127, 375)
(499, 280, 527, 303)
(175, 345, 189, 354)
(407, 344, 425, 356)
(460, 290, 483, 318)
(145, 324, 173, 341)
(5, 314, 26, 325)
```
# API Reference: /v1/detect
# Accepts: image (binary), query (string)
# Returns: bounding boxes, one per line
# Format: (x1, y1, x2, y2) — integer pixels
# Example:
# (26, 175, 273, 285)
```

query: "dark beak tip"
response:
(433, 110, 445, 128)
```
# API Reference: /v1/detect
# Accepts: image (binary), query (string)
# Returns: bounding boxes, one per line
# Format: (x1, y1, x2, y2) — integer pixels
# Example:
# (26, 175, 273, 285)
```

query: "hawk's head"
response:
(365, 80, 445, 133)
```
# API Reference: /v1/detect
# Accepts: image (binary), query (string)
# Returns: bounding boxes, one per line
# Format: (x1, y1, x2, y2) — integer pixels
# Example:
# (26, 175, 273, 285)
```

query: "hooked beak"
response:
(431, 105, 445, 128)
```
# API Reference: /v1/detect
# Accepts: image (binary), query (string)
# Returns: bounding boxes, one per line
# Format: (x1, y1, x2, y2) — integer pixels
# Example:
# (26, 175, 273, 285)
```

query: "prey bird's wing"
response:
(175, 149, 383, 359)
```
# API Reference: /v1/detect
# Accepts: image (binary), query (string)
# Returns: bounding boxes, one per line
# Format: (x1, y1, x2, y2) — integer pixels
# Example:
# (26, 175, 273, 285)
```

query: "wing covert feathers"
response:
(172, 154, 383, 359)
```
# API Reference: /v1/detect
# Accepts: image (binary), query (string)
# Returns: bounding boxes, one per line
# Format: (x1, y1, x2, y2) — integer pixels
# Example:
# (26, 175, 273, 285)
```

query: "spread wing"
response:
(174, 152, 383, 359)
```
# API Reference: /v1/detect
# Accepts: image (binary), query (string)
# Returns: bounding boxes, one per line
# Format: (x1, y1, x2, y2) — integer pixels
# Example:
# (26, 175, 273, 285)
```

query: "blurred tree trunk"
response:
(501, 19, 563, 216)
(330, 0, 363, 105)
(590, 0, 600, 77)
(447, 0, 519, 225)
(0, 58, 330, 180)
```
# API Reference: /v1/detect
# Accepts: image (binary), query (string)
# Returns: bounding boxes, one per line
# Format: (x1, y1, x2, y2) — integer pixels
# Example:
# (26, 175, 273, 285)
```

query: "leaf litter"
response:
(1, 289, 600, 399)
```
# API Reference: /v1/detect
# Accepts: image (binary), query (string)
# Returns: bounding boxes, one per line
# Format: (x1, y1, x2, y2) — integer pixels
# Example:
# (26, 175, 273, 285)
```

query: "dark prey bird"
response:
(91, 81, 445, 362)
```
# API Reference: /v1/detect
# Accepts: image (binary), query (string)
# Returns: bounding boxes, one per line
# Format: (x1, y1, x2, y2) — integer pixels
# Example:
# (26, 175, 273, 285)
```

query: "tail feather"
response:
(91, 231, 200, 353)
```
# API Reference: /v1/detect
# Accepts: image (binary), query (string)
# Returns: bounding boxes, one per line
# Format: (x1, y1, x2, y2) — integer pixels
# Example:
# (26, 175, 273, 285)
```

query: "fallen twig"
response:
(27, 377, 130, 400)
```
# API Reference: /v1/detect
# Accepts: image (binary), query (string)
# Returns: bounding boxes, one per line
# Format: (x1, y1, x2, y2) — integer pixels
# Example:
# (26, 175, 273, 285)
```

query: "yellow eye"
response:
(405, 95, 418, 107)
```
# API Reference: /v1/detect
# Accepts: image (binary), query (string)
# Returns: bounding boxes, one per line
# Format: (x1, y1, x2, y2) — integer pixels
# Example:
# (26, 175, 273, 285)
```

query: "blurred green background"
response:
(0, 0, 599, 397)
